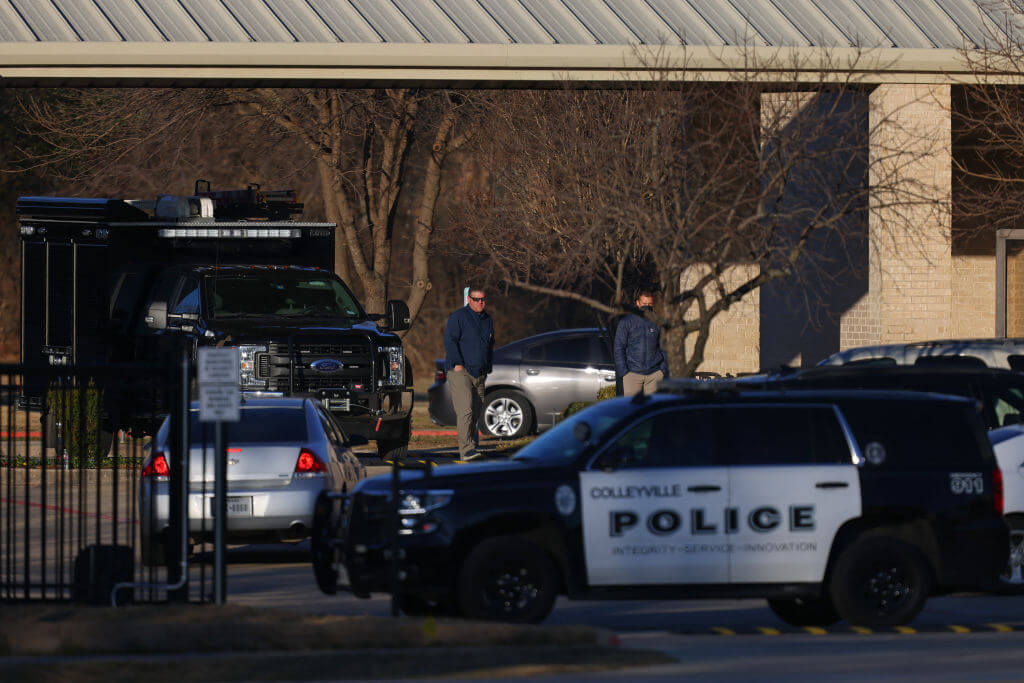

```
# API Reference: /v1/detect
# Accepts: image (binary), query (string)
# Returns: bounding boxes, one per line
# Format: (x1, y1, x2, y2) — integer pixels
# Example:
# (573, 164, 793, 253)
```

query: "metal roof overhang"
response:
(0, 42, 1013, 88)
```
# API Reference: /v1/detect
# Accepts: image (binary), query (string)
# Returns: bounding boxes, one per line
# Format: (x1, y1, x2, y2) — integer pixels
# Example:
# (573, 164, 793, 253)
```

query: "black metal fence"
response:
(0, 357, 195, 603)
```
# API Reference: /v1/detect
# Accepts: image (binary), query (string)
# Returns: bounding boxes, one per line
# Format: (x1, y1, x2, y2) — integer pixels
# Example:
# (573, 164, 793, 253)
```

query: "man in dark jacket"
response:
(444, 287, 494, 460)
(614, 288, 669, 396)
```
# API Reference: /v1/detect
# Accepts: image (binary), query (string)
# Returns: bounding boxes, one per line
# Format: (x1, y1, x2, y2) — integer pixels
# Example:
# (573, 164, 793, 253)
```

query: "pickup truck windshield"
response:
(205, 270, 365, 319)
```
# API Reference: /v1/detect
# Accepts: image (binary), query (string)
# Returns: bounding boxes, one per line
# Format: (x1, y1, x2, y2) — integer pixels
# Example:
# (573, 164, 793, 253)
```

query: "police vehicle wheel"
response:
(459, 536, 559, 623)
(997, 515, 1024, 593)
(767, 597, 840, 627)
(829, 536, 931, 627)
(480, 390, 534, 439)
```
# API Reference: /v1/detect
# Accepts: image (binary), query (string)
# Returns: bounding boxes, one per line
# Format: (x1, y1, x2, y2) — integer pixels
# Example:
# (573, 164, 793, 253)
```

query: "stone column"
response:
(862, 84, 953, 344)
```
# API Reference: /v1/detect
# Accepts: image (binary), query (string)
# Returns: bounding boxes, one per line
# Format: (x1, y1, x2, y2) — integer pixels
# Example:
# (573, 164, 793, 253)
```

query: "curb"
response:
(661, 623, 1021, 636)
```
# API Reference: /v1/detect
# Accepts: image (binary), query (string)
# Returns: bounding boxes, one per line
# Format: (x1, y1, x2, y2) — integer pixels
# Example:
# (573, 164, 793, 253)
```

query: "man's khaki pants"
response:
(450, 369, 486, 457)
(622, 370, 664, 396)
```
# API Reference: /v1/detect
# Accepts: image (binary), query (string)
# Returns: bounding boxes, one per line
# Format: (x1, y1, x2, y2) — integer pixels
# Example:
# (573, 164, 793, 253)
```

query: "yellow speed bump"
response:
(850, 626, 873, 635)
(711, 627, 736, 636)
(986, 623, 1013, 632)
(948, 625, 970, 634)
(756, 627, 781, 635)
(802, 626, 828, 635)
(893, 626, 916, 634)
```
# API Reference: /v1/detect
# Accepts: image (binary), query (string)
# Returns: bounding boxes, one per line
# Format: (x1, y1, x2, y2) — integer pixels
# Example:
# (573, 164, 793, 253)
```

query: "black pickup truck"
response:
(17, 184, 413, 458)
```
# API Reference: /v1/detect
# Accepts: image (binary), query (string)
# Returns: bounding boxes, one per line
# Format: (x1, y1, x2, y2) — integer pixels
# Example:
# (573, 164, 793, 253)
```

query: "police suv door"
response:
(580, 407, 730, 585)
(716, 405, 861, 584)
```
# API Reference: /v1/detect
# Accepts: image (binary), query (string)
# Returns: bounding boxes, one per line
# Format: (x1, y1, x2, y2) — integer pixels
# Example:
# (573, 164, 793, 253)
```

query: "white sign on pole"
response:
(199, 384, 241, 422)
(198, 347, 241, 422)
(198, 347, 240, 385)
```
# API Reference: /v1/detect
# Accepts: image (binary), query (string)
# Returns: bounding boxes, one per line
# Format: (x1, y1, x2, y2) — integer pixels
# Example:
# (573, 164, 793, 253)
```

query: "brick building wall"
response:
(869, 84, 953, 344)
(687, 84, 1002, 376)
(680, 263, 760, 376)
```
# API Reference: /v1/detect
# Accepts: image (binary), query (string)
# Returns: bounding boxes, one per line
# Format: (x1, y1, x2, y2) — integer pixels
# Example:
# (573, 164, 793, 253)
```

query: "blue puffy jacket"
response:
(444, 306, 494, 378)
(613, 312, 669, 378)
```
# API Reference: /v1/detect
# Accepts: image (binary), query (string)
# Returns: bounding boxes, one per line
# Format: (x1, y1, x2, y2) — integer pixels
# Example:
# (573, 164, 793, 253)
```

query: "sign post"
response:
(197, 347, 241, 606)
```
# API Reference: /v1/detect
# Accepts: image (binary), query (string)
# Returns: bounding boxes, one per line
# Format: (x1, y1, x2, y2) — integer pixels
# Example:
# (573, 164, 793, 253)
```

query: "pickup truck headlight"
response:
(398, 489, 452, 535)
(237, 344, 267, 388)
(383, 346, 404, 386)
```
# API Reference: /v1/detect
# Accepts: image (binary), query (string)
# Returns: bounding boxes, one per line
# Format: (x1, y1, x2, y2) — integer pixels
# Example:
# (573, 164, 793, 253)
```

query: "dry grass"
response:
(0, 646, 671, 682)
(0, 604, 674, 681)
(0, 604, 600, 656)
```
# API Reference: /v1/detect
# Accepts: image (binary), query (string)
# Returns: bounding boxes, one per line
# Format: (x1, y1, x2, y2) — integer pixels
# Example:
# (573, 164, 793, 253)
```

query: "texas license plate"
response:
(210, 497, 253, 517)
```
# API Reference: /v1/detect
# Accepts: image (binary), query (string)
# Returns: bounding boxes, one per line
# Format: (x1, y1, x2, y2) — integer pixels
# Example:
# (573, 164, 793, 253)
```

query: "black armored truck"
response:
(17, 183, 413, 458)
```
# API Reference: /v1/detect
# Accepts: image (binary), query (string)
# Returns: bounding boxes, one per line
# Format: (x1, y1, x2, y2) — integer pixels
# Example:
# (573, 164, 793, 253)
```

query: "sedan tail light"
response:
(294, 448, 327, 478)
(141, 452, 170, 481)
(994, 466, 1004, 516)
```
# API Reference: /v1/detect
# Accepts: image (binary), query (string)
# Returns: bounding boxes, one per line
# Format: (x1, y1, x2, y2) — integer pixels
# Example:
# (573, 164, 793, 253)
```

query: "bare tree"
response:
(954, 3, 1024, 237)
(461, 52, 940, 376)
(16, 87, 479, 325)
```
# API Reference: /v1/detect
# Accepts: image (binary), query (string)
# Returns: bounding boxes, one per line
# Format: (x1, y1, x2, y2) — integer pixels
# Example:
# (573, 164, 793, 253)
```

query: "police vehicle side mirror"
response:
(346, 434, 369, 447)
(386, 300, 410, 332)
(144, 302, 168, 330)
(573, 422, 591, 442)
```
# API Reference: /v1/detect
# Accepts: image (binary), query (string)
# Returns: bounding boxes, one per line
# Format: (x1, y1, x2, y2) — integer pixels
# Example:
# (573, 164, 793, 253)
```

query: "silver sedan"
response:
(139, 397, 367, 566)
(428, 327, 617, 439)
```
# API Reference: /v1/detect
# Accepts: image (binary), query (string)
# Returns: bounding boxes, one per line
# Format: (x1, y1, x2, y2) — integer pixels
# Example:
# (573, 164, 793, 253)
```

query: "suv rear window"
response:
(838, 400, 985, 470)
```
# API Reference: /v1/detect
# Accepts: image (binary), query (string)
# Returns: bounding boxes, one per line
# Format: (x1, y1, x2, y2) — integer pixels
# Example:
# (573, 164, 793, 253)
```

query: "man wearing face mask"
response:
(613, 288, 669, 396)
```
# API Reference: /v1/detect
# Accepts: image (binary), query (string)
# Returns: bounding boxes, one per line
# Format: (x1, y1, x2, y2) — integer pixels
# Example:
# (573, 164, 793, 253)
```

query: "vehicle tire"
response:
(399, 593, 457, 617)
(378, 439, 408, 461)
(140, 530, 167, 568)
(458, 536, 559, 623)
(311, 491, 340, 595)
(828, 536, 932, 627)
(480, 390, 534, 439)
(767, 597, 840, 627)
(997, 515, 1024, 594)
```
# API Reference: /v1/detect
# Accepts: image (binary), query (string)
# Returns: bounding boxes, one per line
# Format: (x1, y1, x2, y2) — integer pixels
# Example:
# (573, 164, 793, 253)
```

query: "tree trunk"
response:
(316, 158, 350, 284)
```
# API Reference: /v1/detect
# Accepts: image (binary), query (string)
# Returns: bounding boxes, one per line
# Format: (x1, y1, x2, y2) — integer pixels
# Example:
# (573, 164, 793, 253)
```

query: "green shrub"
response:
(559, 401, 592, 420)
(46, 382, 104, 460)
(558, 382, 619, 422)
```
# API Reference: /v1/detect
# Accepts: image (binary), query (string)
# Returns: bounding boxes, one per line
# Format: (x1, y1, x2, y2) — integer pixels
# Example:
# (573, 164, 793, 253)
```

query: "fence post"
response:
(167, 346, 190, 602)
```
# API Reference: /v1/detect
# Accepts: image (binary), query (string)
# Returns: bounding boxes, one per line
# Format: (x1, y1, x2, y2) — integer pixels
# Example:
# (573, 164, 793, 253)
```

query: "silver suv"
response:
(428, 327, 615, 439)
(819, 338, 1024, 371)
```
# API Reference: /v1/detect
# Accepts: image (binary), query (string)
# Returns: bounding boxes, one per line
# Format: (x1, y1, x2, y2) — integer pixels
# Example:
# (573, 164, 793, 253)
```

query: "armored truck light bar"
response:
(157, 227, 302, 238)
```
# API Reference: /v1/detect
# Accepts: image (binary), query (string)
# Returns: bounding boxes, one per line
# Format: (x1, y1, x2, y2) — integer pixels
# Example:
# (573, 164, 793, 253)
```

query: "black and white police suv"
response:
(313, 383, 1008, 627)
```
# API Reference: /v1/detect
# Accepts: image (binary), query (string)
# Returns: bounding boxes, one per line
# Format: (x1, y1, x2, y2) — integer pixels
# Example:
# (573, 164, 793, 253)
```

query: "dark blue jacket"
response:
(614, 312, 669, 378)
(444, 306, 494, 378)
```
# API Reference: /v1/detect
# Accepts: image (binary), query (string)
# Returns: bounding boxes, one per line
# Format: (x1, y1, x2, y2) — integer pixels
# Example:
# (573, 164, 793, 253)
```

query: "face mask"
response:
(640, 306, 654, 312)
